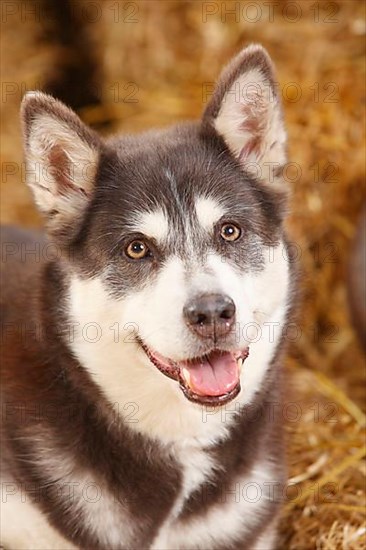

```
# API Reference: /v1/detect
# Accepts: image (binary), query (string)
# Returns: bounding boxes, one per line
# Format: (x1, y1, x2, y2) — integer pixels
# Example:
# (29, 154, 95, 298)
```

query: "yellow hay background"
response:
(1, 1, 365, 548)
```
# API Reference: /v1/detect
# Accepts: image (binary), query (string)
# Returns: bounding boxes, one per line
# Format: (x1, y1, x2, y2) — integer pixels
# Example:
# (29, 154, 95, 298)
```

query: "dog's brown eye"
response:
(220, 223, 241, 242)
(126, 240, 150, 260)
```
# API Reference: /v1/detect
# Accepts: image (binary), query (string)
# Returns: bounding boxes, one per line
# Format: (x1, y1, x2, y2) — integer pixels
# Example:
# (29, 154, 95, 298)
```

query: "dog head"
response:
(21, 45, 291, 427)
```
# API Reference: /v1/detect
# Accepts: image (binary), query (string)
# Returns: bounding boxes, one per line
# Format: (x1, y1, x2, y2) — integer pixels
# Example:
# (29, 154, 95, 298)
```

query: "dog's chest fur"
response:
(151, 444, 280, 550)
(3, 417, 280, 550)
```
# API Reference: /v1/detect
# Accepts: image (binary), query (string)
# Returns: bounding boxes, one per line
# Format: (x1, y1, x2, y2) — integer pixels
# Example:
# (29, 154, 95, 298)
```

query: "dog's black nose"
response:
(183, 293, 236, 339)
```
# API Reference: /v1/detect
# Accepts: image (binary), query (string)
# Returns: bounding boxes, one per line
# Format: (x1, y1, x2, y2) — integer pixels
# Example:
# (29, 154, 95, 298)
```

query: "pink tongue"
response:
(181, 351, 239, 396)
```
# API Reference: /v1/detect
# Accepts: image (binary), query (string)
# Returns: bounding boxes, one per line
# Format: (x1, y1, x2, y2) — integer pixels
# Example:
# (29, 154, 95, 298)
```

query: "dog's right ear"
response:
(21, 92, 101, 236)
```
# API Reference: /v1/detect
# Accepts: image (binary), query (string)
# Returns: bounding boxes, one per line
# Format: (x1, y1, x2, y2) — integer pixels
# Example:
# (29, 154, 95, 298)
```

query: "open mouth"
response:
(139, 340, 249, 406)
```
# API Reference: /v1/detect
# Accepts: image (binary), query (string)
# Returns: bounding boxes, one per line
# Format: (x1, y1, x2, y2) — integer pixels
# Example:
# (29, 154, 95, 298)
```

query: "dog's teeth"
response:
(237, 358, 244, 373)
(181, 367, 191, 386)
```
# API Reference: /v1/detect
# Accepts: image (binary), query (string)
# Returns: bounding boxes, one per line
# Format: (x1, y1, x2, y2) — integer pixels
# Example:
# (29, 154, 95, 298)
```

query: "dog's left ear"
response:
(202, 44, 287, 185)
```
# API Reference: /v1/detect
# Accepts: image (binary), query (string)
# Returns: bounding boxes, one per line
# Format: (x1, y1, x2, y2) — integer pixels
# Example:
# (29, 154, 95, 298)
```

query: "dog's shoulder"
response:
(0, 226, 46, 320)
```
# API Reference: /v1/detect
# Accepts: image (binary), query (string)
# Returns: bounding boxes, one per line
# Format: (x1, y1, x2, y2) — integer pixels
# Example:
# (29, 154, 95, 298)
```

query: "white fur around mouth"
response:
(138, 339, 249, 406)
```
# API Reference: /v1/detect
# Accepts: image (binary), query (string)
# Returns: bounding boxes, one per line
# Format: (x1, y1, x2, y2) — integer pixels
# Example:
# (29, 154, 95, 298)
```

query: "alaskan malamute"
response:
(1, 44, 295, 549)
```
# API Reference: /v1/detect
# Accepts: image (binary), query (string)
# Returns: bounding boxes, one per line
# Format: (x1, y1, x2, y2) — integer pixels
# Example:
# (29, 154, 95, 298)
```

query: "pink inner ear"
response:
(48, 145, 87, 197)
(237, 101, 267, 162)
(239, 137, 261, 162)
